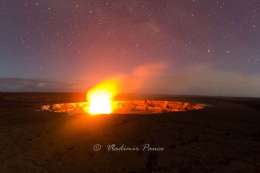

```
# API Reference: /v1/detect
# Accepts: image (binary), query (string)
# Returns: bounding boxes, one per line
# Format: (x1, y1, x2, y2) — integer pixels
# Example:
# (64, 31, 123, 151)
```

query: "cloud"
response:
(124, 64, 260, 97)
(2, 64, 260, 97)
(178, 64, 260, 97)
(115, 62, 168, 93)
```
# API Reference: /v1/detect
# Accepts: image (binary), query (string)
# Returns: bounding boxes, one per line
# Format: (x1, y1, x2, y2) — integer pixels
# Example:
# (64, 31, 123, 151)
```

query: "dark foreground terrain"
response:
(0, 93, 260, 173)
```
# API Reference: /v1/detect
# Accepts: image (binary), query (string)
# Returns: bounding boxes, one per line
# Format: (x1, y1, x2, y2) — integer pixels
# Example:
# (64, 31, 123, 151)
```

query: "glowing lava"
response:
(86, 80, 118, 115)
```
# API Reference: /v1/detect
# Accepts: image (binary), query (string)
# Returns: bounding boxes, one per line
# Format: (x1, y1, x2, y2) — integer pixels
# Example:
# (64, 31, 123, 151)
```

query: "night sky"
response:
(1, 0, 260, 96)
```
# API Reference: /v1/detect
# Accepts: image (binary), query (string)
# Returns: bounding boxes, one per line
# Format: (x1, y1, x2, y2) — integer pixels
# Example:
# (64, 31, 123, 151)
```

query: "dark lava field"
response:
(0, 93, 260, 173)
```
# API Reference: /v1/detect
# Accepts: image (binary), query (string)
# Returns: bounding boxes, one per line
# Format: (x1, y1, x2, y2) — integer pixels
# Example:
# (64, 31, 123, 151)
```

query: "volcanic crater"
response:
(40, 100, 206, 114)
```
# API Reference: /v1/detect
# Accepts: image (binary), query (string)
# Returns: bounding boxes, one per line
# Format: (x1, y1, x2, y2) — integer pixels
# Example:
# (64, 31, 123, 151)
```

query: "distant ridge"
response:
(0, 78, 81, 92)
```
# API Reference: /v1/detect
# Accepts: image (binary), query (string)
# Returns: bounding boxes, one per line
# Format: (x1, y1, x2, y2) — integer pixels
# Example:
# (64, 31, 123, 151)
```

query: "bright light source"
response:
(86, 80, 118, 115)
(88, 90, 112, 115)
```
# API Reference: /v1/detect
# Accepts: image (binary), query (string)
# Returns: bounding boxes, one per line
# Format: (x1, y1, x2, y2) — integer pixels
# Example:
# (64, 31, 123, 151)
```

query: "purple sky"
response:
(1, 0, 260, 96)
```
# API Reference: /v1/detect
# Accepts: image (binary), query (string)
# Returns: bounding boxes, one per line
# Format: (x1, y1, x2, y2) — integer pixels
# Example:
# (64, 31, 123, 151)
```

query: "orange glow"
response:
(86, 80, 119, 115)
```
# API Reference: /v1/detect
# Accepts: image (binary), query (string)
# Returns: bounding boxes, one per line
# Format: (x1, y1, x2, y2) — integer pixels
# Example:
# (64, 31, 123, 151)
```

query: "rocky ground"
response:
(0, 93, 260, 173)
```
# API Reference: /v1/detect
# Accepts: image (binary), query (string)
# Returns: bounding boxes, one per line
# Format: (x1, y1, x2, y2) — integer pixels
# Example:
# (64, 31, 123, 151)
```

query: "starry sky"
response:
(1, 0, 260, 96)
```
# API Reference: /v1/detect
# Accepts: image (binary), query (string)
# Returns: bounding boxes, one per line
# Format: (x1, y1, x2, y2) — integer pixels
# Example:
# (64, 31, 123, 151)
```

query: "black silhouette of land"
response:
(0, 92, 260, 173)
